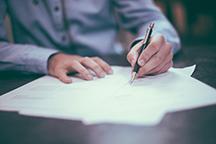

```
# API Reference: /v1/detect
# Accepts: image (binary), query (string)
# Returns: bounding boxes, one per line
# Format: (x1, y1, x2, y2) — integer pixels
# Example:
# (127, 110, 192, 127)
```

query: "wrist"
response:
(47, 52, 62, 75)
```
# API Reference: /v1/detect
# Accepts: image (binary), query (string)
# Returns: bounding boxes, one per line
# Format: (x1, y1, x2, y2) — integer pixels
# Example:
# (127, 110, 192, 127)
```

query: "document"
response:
(0, 65, 216, 125)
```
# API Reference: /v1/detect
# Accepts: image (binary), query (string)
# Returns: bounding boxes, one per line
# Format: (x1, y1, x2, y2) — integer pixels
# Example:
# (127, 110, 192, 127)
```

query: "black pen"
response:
(130, 22, 155, 84)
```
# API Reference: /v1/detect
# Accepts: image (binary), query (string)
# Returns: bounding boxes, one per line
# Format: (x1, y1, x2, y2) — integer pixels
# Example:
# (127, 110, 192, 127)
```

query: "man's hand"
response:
(127, 34, 173, 77)
(48, 53, 113, 83)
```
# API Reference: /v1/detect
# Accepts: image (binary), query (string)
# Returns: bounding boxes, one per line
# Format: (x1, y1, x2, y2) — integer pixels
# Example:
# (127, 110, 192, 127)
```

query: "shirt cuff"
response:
(23, 45, 59, 74)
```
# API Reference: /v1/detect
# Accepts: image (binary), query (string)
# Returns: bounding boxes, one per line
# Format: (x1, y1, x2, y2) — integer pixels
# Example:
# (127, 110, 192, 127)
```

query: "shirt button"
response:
(54, 6, 60, 12)
(62, 35, 67, 42)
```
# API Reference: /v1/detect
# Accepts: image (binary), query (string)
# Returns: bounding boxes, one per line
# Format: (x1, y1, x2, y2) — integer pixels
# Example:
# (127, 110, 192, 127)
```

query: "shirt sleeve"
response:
(113, 0, 181, 54)
(0, 0, 58, 74)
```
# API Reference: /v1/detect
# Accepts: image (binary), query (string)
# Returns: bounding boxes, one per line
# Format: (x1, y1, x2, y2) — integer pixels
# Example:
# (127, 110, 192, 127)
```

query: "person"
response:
(0, 0, 180, 83)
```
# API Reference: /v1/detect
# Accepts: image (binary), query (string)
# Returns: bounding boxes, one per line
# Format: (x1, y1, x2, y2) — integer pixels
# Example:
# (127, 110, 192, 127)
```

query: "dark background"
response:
(155, 0, 216, 45)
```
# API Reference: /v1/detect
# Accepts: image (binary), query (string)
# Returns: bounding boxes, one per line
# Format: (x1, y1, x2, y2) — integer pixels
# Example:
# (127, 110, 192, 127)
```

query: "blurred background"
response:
(120, 0, 216, 50)
(155, 0, 216, 46)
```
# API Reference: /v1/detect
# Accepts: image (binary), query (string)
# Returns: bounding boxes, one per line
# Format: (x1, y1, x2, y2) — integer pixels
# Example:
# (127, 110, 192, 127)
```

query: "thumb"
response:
(57, 70, 72, 84)
(127, 41, 142, 67)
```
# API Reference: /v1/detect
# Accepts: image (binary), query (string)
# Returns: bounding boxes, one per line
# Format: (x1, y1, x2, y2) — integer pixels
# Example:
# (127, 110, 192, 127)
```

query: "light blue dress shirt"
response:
(0, 0, 180, 74)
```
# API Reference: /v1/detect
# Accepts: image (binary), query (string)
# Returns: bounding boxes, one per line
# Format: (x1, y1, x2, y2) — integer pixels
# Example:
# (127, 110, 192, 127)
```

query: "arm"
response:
(113, 0, 181, 53)
(114, 0, 180, 76)
(0, 0, 59, 74)
(0, 1, 112, 83)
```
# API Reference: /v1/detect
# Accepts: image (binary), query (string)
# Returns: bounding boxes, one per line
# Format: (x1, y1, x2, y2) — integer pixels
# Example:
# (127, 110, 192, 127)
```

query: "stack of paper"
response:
(0, 66, 216, 125)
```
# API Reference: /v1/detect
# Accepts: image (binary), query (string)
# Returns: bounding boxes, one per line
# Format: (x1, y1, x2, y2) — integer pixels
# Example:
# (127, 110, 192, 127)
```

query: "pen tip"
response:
(129, 80, 133, 85)
(129, 72, 137, 84)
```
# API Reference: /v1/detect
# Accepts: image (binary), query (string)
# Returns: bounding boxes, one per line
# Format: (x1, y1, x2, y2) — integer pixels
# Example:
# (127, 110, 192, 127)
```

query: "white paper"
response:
(0, 65, 216, 126)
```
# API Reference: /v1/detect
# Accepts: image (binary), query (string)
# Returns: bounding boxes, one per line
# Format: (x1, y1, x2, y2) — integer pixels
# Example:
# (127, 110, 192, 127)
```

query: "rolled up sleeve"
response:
(0, 43, 58, 74)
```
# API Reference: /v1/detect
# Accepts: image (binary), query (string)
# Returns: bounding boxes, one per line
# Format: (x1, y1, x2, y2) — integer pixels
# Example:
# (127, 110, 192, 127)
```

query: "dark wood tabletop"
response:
(0, 45, 216, 144)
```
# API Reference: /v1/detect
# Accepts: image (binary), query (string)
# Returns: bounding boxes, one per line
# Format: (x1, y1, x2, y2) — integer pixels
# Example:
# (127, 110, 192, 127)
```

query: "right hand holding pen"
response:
(127, 34, 173, 77)
(48, 53, 113, 83)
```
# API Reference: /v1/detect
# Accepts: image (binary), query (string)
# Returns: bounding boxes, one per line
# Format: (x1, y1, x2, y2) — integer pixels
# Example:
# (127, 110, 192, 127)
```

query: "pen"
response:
(129, 22, 155, 84)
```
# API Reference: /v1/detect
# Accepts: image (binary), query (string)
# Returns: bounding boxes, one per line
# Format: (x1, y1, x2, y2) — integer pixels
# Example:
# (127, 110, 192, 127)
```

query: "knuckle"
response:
(154, 55, 163, 64)
(82, 56, 90, 62)
(143, 52, 151, 60)
(165, 43, 172, 51)
(93, 65, 101, 72)
(139, 55, 147, 64)
(84, 56, 90, 60)
(139, 51, 149, 63)
(70, 60, 77, 65)
(93, 56, 100, 61)
(79, 68, 88, 74)
(159, 35, 165, 44)
(69, 60, 78, 68)
(150, 42, 160, 51)
(103, 63, 109, 68)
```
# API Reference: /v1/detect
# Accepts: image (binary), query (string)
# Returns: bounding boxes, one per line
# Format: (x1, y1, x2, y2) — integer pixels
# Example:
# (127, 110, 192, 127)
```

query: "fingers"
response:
(48, 53, 111, 83)
(138, 43, 172, 77)
(127, 34, 165, 69)
(80, 57, 113, 78)
(159, 61, 173, 74)
(69, 56, 113, 80)
(81, 57, 106, 78)
(138, 34, 165, 67)
(48, 53, 73, 84)
(148, 48, 173, 75)
(138, 42, 172, 76)
(69, 60, 93, 80)
(127, 41, 143, 67)
(134, 34, 173, 77)
(56, 69, 72, 84)
(92, 57, 113, 74)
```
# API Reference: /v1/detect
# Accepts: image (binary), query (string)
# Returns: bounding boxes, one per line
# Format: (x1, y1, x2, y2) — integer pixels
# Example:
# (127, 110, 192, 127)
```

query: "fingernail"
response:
(108, 69, 113, 74)
(66, 79, 72, 83)
(138, 59, 144, 66)
(87, 74, 93, 80)
(99, 72, 106, 78)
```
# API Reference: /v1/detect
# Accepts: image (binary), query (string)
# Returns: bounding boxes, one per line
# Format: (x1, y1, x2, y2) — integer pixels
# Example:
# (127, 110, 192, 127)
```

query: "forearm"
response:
(0, 42, 58, 74)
